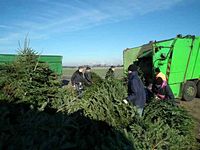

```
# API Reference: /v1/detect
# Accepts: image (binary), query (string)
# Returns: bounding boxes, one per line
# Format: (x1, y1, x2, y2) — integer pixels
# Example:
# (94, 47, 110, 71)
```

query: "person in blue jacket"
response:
(123, 64, 146, 117)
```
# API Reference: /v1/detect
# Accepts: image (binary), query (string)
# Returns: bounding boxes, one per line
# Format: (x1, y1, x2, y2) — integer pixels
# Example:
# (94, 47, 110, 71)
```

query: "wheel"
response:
(182, 81, 197, 101)
(197, 81, 200, 98)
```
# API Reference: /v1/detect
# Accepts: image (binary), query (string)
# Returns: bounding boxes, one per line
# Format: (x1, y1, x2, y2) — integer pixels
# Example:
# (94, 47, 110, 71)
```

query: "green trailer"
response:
(123, 35, 200, 101)
(0, 54, 63, 75)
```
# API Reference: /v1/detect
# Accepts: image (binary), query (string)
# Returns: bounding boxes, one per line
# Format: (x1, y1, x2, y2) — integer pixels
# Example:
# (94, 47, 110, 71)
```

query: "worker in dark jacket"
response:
(71, 66, 86, 97)
(84, 66, 92, 86)
(123, 64, 146, 117)
(153, 77, 174, 100)
(105, 66, 115, 79)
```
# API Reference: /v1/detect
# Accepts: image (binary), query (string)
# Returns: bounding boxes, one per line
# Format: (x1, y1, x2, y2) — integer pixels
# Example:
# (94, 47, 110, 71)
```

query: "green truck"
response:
(0, 54, 63, 75)
(123, 35, 200, 101)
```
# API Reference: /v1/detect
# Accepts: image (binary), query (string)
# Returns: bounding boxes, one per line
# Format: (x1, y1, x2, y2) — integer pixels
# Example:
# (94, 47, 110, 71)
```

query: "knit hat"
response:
(155, 68, 160, 73)
(128, 64, 138, 72)
(86, 66, 91, 70)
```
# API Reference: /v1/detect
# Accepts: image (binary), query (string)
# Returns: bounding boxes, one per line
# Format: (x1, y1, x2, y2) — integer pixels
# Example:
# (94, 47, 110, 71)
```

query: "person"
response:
(155, 68, 167, 82)
(105, 66, 115, 79)
(71, 66, 86, 97)
(123, 64, 146, 117)
(145, 79, 154, 102)
(84, 66, 92, 86)
(153, 77, 174, 100)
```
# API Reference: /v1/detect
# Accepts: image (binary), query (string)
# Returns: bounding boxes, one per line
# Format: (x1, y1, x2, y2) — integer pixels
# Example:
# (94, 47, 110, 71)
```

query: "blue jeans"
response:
(75, 84, 83, 98)
(136, 107, 144, 117)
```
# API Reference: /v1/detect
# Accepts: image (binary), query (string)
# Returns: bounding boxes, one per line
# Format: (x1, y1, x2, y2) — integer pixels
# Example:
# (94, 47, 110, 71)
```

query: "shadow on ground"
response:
(0, 101, 133, 150)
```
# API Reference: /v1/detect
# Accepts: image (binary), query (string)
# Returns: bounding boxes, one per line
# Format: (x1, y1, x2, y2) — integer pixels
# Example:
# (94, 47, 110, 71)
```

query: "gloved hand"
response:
(72, 85, 76, 90)
(123, 99, 128, 104)
(155, 95, 160, 100)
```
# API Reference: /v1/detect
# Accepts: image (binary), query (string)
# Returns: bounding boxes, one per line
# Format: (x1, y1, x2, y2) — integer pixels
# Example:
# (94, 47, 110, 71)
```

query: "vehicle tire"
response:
(182, 81, 197, 101)
(197, 81, 200, 98)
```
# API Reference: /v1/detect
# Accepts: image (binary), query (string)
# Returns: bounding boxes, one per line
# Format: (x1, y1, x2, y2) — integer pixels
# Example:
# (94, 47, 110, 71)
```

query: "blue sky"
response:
(0, 0, 200, 66)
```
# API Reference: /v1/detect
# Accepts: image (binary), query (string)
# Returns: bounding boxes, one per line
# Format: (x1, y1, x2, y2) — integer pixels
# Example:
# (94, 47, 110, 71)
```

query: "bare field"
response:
(62, 67, 124, 80)
(180, 98, 200, 140)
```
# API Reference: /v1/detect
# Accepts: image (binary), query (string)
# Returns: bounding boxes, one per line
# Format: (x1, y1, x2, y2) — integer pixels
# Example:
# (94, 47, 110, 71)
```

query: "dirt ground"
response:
(180, 98, 200, 141)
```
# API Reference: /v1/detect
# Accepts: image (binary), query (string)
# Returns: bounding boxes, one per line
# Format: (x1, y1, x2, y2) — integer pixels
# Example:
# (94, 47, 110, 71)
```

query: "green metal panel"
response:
(153, 39, 174, 75)
(169, 83, 181, 98)
(123, 44, 152, 73)
(168, 38, 192, 84)
(48, 62, 63, 75)
(0, 54, 63, 75)
(184, 37, 199, 80)
(38, 55, 63, 75)
(153, 38, 180, 97)
(39, 55, 62, 63)
(191, 37, 200, 79)
(123, 47, 141, 73)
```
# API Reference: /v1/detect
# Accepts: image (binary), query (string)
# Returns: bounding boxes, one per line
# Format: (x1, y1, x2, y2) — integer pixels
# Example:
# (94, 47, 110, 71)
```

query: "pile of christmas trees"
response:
(0, 45, 198, 149)
(59, 80, 197, 149)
